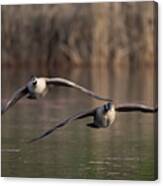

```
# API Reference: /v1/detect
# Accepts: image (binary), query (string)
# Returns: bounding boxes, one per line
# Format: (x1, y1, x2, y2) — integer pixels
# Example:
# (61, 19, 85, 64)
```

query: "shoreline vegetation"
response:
(2, 2, 157, 70)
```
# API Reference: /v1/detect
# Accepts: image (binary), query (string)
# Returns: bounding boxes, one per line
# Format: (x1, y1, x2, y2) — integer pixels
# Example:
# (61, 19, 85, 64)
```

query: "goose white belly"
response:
(105, 108, 116, 126)
(34, 78, 48, 96)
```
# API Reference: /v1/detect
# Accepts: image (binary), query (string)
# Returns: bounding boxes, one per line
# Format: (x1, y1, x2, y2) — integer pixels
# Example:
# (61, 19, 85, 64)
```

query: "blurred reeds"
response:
(1, 2, 157, 70)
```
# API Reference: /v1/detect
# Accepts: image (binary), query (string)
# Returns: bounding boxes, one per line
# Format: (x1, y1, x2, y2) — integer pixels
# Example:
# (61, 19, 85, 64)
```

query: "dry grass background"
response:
(1, 2, 157, 71)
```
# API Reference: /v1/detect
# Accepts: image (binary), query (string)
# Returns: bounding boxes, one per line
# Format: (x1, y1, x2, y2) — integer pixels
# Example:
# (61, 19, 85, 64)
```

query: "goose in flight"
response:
(28, 102, 158, 143)
(1, 76, 113, 115)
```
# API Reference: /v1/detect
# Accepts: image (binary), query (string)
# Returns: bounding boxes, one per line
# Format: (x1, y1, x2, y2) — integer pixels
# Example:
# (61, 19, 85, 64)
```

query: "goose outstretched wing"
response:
(28, 108, 96, 143)
(2, 85, 29, 115)
(115, 103, 158, 113)
(46, 77, 112, 101)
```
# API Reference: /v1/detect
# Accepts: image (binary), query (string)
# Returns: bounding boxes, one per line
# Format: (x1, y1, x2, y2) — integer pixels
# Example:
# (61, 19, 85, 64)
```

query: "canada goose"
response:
(28, 102, 158, 143)
(1, 76, 112, 115)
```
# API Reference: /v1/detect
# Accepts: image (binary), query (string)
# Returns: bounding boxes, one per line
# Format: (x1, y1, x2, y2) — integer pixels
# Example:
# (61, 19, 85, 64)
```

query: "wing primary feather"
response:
(28, 108, 96, 143)
(115, 104, 158, 113)
(46, 77, 112, 101)
(2, 86, 28, 115)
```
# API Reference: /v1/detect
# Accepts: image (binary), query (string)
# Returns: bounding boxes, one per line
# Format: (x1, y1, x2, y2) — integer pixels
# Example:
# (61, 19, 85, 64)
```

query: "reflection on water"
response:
(1, 65, 157, 180)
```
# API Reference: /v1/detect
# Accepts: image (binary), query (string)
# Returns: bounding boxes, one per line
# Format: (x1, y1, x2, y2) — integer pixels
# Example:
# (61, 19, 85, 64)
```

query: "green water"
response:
(1, 66, 157, 180)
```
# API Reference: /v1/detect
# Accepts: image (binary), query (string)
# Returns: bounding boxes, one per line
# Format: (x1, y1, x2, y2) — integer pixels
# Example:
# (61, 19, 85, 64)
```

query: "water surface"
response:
(1, 66, 157, 180)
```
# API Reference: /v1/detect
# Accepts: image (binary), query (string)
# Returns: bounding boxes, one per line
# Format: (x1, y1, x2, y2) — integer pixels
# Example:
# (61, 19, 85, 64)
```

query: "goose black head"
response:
(104, 102, 112, 112)
(30, 75, 37, 86)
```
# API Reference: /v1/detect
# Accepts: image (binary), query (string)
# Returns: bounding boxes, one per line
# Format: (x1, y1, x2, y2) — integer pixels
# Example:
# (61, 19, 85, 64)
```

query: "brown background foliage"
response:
(1, 2, 157, 71)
